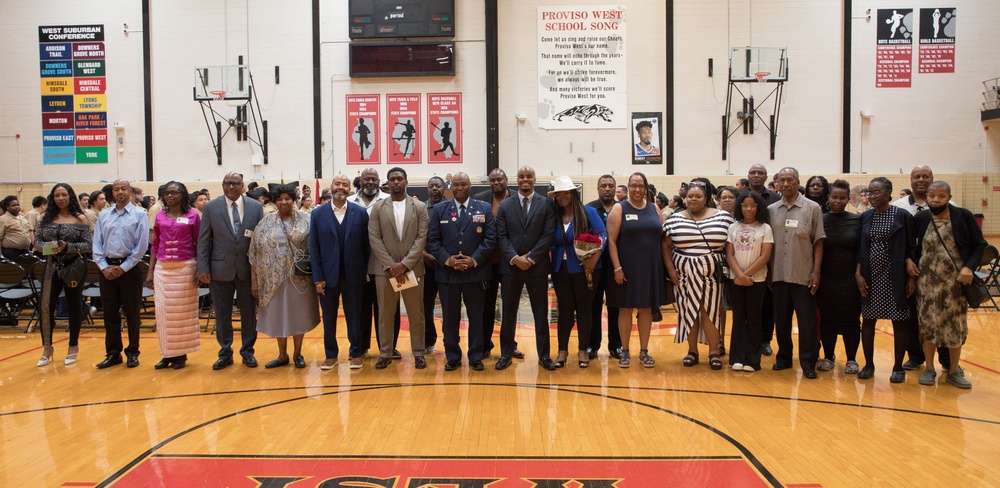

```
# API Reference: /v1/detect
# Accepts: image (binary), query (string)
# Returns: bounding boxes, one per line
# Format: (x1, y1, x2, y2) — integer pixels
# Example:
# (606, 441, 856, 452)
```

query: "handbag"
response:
(930, 219, 988, 308)
(692, 213, 730, 283)
(56, 251, 86, 288)
(279, 214, 312, 276)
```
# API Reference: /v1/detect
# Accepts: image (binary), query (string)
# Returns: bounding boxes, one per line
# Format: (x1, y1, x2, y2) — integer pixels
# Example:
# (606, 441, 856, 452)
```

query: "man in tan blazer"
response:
(369, 167, 430, 370)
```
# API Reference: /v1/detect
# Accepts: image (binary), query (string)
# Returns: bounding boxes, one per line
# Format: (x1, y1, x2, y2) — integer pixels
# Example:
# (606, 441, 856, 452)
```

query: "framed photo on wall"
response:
(631, 112, 662, 164)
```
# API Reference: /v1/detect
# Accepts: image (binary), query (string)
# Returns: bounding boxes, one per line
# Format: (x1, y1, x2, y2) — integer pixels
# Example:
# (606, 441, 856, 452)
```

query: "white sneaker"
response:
(425, 345, 436, 354)
(742, 364, 758, 372)
(731, 362, 744, 370)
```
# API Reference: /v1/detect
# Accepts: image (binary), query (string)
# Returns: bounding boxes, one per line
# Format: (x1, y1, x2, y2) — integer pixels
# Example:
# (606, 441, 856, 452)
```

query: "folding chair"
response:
(974, 245, 1000, 311)
(136, 261, 156, 329)
(0, 261, 35, 332)
(24, 260, 48, 332)
(80, 260, 104, 326)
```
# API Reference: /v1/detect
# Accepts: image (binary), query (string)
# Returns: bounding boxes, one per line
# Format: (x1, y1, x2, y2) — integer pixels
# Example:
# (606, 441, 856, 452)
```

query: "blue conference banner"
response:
(40, 60, 72, 77)
(42, 147, 75, 164)
(39, 43, 72, 61)
(42, 130, 75, 147)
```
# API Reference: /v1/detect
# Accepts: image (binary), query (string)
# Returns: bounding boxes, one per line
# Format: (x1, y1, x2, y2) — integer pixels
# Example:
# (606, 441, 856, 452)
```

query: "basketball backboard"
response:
(193, 65, 251, 101)
(729, 47, 788, 83)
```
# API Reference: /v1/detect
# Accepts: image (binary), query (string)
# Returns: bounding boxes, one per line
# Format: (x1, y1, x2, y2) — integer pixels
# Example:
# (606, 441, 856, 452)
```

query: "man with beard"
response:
(473, 169, 522, 359)
(311, 175, 371, 369)
(893, 165, 952, 372)
(747, 163, 781, 356)
(586, 175, 623, 359)
(198, 172, 263, 370)
(348, 168, 400, 358)
(368, 168, 429, 370)
(494, 166, 557, 370)
(427, 172, 496, 371)
(422, 177, 446, 353)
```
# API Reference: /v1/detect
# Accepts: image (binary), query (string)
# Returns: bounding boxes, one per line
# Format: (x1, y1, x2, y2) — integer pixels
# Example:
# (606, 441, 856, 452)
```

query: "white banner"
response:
(537, 5, 627, 129)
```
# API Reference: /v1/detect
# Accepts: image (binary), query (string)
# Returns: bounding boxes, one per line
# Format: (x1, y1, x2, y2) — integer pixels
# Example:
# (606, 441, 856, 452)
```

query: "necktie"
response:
(521, 196, 529, 221)
(459, 204, 466, 221)
(232, 202, 241, 235)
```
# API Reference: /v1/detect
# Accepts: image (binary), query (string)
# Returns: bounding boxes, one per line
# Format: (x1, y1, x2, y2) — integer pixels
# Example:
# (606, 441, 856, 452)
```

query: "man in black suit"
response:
(494, 166, 557, 371)
(472, 168, 522, 360)
(421, 176, 446, 353)
(197, 172, 264, 370)
(586, 174, 622, 360)
(426, 173, 496, 371)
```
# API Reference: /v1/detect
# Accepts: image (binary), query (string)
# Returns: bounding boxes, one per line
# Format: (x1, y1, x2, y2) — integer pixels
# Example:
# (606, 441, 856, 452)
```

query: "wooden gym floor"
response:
(1, 295, 999, 487)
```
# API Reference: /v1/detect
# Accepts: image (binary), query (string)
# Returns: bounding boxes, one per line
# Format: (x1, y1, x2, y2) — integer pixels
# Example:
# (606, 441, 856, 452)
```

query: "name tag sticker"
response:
(244, 229, 254, 238)
(785, 219, 799, 228)
(177, 217, 189, 224)
(625, 214, 639, 221)
(440, 220, 449, 224)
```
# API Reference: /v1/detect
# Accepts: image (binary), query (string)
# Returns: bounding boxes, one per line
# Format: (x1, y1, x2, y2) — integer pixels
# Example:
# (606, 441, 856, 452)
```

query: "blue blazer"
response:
(427, 198, 496, 283)
(309, 202, 370, 288)
(551, 205, 607, 274)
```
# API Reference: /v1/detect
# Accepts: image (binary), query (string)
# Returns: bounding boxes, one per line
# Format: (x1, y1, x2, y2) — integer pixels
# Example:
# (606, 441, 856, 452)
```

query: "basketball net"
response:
(754, 72, 771, 83)
(209, 90, 227, 101)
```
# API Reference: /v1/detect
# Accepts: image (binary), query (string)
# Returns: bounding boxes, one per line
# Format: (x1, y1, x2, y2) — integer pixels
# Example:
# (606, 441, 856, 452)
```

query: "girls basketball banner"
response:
(875, 9, 913, 88)
(918, 8, 956, 74)
(346, 94, 380, 164)
(386, 93, 422, 164)
(427, 92, 462, 163)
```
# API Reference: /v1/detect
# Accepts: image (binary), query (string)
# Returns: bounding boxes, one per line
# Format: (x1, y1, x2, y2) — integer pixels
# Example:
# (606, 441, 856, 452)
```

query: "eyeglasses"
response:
(627, 184, 645, 190)
(868, 189, 888, 196)
(222, 182, 242, 188)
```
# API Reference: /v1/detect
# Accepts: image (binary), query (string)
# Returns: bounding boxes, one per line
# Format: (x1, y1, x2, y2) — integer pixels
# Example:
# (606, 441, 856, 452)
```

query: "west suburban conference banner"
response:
(537, 5, 626, 129)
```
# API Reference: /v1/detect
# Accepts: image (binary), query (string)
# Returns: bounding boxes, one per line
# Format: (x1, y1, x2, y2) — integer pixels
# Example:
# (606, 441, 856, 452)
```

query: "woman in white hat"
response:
(549, 176, 607, 368)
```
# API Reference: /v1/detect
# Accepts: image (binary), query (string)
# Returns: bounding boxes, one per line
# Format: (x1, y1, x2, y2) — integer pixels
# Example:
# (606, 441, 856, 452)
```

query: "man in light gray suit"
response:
(368, 167, 429, 370)
(198, 172, 264, 370)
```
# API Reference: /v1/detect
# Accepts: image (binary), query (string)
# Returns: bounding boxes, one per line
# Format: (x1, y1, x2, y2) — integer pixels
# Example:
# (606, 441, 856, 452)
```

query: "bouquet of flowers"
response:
(574, 232, 605, 290)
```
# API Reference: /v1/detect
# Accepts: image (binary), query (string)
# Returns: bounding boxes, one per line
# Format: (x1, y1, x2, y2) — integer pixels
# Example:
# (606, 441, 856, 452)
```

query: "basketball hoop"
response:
(209, 90, 227, 100)
(754, 71, 771, 83)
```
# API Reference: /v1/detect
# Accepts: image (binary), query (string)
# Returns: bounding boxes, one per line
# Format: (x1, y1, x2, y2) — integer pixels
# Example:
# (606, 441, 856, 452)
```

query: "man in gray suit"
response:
(198, 172, 264, 370)
(368, 167, 430, 370)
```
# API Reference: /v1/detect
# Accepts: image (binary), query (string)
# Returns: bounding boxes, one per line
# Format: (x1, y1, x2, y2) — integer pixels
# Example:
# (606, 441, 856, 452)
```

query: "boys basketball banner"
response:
(875, 9, 913, 88)
(427, 93, 462, 163)
(918, 8, 956, 74)
(346, 94, 380, 164)
(39, 24, 109, 164)
(537, 5, 627, 129)
(386, 93, 421, 164)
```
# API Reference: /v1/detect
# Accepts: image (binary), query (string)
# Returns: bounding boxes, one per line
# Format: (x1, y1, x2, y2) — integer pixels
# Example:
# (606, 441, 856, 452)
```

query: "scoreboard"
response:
(349, 0, 455, 39)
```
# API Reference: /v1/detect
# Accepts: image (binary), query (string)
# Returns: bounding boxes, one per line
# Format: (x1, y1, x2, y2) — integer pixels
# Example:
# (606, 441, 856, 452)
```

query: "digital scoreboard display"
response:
(349, 0, 455, 38)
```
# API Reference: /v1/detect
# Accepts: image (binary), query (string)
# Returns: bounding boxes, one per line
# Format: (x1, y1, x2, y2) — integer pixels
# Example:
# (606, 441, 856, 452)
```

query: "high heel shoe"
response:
(553, 351, 568, 368)
(64, 346, 79, 365)
(38, 346, 55, 367)
(578, 351, 589, 368)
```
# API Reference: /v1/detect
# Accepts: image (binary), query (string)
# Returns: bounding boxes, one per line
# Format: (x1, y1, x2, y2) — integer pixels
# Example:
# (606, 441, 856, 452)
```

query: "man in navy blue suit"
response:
(494, 166, 557, 371)
(310, 175, 371, 370)
(426, 172, 496, 371)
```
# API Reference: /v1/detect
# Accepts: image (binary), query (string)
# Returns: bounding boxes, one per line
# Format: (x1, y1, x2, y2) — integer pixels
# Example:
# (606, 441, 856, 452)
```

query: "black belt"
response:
(106, 257, 128, 265)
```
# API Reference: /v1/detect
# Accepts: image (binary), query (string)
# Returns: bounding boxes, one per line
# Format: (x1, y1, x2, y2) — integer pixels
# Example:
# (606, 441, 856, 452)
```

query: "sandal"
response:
(554, 351, 568, 368)
(618, 350, 631, 368)
(709, 354, 723, 370)
(639, 349, 655, 368)
(682, 352, 699, 367)
(578, 351, 589, 368)
(844, 360, 860, 375)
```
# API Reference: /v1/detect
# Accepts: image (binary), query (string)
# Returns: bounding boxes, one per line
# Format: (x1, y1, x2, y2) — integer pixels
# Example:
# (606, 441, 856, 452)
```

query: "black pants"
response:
(730, 282, 765, 368)
(2, 247, 27, 263)
(210, 275, 258, 359)
(40, 267, 84, 348)
(498, 272, 552, 359)
(761, 286, 775, 343)
(772, 281, 819, 372)
(589, 264, 621, 352)
(440, 282, 485, 361)
(482, 263, 501, 353)
(423, 267, 440, 348)
(100, 267, 143, 357)
(552, 267, 594, 352)
(363, 276, 400, 351)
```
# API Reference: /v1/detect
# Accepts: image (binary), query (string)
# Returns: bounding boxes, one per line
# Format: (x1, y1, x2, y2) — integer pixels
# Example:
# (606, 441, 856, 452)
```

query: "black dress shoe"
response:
(172, 356, 187, 369)
(242, 356, 258, 368)
(610, 348, 623, 360)
(482, 350, 492, 359)
(470, 359, 485, 371)
(511, 349, 525, 359)
(495, 356, 512, 370)
(154, 358, 173, 370)
(444, 359, 461, 371)
(538, 358, 557, 371)
(293, 355, 306, 369)
(265, 357, 290, 368)
(391, 349, 402, 360)
(762, 342, 773, 356)
(803, 370, 818, 379)
(213, 357, 234, 370)
(414, 356, 427, 369)
(375, 357, 392, 369)
(772, 362, 792, 371)
(96, 354, 123, 369)
(587, 348, 597, 360)
(126, 354, 139, 368)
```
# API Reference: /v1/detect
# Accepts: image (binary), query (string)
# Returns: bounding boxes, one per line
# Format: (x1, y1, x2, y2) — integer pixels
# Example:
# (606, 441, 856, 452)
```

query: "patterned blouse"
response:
(248, 210, 312, 307)
(34, 220, 93, 257)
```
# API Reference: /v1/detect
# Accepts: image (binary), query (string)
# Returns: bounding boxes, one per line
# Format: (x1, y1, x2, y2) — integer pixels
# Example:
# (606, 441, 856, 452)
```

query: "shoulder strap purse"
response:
(929, 218, 988, 308)
(279, 214, 312, 276)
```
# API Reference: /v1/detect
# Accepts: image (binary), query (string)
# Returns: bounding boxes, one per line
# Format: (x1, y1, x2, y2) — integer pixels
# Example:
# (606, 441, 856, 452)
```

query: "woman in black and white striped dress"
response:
(663, 183, 735, 370)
